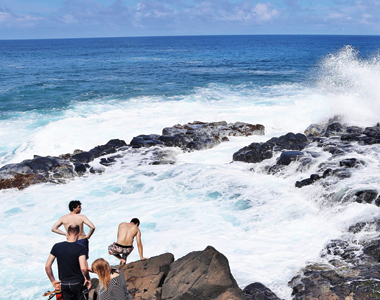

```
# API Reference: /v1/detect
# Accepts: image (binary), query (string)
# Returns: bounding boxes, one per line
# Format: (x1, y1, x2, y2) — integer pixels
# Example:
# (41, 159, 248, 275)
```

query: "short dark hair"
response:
(131, 218, 140, 226)
(69, 200, 82, 212)
(67, 225, 80, 235)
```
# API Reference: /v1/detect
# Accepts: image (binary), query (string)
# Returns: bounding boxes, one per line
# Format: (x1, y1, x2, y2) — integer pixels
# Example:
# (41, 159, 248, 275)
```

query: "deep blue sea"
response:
(1, 35, 380, 299)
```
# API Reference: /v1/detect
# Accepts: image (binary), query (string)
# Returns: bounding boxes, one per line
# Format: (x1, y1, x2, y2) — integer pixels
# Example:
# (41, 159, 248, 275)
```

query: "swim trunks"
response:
(77, 238, 89, 259)
(108, 242, 134, 260)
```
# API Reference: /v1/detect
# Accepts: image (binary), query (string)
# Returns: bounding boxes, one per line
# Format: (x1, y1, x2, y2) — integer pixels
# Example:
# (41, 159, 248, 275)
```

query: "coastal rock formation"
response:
(132, 121, 265, 151)
(289, 225, 380, 300)
(161, 246, 244, 300)
(0, 121, 263, 191)
(233, 132, 308, 164)
(88, 246, 271, 300)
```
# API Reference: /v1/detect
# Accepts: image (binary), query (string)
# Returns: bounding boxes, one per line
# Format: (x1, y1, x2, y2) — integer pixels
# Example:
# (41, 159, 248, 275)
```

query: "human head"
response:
(91, 258, 111, 289)
(69, 200, 82, 212)
(131, 218, 140, 227)
(67, 225, 80, 236)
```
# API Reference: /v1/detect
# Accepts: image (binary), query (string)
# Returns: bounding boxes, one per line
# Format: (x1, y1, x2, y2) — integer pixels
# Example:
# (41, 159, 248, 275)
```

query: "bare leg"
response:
(113, 254, 126, 265)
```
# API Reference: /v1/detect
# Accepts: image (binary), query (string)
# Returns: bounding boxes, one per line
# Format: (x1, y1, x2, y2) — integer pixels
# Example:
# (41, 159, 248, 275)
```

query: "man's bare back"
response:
(116, 222, 139, 246)
(108, 218, 148, 265)
(52, 201, 95, 240)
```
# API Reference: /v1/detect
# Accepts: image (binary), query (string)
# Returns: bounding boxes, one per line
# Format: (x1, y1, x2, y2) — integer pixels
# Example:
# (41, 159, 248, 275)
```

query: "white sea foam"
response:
(1, 48, 380, 299)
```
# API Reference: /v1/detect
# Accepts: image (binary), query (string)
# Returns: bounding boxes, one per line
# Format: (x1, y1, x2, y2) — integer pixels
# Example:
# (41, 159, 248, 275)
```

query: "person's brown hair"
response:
(92, 258, 111, 290)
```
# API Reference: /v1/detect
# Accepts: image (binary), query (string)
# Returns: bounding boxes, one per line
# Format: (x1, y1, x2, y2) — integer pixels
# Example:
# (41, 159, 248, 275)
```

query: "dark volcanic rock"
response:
(243, 282, 281, 300)
(23, 156, 60, 173)
(130, 134, 164, 148)
(70, 152, 95, 164)
(89, 139, 127, 158)
(233, 132, 308, 164)
(161, 246, 244, 300)
(339, 158, 365, 168)
(276, 151, 304, 166)
(354, 190, 378, 204)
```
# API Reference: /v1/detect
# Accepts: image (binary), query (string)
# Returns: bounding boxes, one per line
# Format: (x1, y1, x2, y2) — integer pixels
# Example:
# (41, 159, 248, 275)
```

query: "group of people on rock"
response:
(45, 200, 148, 300)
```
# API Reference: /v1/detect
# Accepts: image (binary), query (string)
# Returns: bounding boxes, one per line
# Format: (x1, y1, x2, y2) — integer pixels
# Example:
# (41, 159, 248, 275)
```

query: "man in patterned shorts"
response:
(108, 218, 148, 265)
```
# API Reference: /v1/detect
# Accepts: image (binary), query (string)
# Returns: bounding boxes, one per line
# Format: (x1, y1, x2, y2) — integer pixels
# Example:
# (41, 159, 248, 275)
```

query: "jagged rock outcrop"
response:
(132, 121, 265, 151)
(0, 121, 264, 191)
(233, 132, 308, 164)
(121, 253, 174, 300)
(289, 228, 380, 300)
(88, 246, 275, 300)
(161, 246, 244, 300)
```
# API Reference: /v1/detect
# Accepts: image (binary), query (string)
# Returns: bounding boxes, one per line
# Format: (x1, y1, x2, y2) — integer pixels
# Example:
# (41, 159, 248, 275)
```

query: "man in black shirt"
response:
(45, 225, 91, 300)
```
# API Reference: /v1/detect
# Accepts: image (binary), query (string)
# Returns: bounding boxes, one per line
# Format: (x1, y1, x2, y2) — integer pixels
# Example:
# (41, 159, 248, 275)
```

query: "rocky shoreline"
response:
(0, 121, 264, 190)
(88, 246, 281, 300)
(3, 118, 380, 299)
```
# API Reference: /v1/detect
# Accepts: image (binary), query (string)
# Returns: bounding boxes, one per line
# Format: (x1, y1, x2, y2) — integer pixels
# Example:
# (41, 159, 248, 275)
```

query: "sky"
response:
(0, 0, 380, 39)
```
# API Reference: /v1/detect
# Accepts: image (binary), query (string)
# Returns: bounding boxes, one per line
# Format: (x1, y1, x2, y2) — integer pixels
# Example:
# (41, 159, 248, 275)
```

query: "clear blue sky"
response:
(1, 0, 379, 39)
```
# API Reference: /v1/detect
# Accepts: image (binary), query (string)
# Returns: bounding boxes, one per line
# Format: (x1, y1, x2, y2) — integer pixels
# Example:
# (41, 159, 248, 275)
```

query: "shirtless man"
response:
(52, 200, 95, 259)
(108, 218, 148, 265)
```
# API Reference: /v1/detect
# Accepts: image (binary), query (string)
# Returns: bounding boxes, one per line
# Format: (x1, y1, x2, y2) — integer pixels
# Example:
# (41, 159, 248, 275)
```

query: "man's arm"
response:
(79, 255, 91, 289)
(45, 254, 61, 290)
(136, 229, 148, 260)
(51, 218, 66, 236)
(82, 216, 95, 239)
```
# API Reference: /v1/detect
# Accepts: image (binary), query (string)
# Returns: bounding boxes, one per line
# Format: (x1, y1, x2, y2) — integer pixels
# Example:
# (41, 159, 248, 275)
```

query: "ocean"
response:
(1, 35, 380, 299)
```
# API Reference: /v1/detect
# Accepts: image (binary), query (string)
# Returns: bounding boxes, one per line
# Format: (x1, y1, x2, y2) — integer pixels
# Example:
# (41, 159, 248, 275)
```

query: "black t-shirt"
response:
(51, 241, 87, 283)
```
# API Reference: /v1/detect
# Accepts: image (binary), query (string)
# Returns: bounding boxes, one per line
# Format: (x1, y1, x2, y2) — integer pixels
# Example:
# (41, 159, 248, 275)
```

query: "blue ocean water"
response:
(1, 35, 380, 299)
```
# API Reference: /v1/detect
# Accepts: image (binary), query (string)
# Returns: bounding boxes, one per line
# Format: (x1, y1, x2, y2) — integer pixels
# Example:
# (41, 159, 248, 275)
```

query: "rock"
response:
(130, 134, 165, 148)
(339, 158, 364, 168)
(243, 282, 281, 300)
(120, 253, 174, 300)
(70, 152, 95, 164)
(326, 122, 344, 134)
(0, 163, 32, 179)
(354, 190, 378, 204)
(89, 166, 106, 174)
(23, 156, 60, 173)
(161, 246, 244, 300)
(332, 168, 351, 179)
(89, 139, 128, 158)
(0, 172, 46, 190)
(276, 151, 304, 165)
(304, 124, 325, 137)
(233, 133, 308, 164)
(362, 240, 380, 260)
(74, 163, 88, 175)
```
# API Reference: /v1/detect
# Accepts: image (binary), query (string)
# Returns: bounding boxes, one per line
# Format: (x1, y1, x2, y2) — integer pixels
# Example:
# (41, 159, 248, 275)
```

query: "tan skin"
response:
(45, 231, 91, 291)
(114, 222, 148, 265)
(51, 205, 95, 240)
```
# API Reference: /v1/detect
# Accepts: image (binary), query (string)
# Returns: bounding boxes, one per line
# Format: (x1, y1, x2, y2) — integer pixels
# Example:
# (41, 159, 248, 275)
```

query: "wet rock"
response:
(362, 240, 380, 261)
(322, 168, 333, 178)
(89, 139, 127, 158)
(326, 122, 344, 135)
(0, 173, 46, 190)
(341, 133, 366, 142)
(130, 134, 164, 148)
(0, 163, 32, 179)
(375, 197, 380, 207)
(23, 156, 60, 173)
(99, 157, 117, 166)
(339, 158, 365, 168)
(346, 126, 364, 134)
(89, 166, 106, 174)
(277, 151, 304, 166)
(74, 163, 88, 175)
(354, 190, 378, 204)
(304, 124, 325, 137)
(70, 152, 95, 164)
(332, 168, 351, 179)
(161, 246, 244, 300)
(243, 282, 281, 300)
(233, 133, 308, 164)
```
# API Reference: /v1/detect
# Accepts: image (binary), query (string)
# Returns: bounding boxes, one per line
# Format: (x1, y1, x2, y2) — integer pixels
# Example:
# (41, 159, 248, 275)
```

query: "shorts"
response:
(108, 242, 134, 260)
(77, 238, 89, 259)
